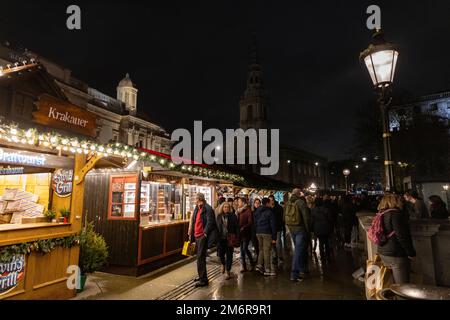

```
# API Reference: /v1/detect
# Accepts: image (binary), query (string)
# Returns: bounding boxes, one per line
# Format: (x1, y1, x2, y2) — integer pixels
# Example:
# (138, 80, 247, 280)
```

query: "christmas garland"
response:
(0, 235, 79, 263)
(0, 121, 245, 183)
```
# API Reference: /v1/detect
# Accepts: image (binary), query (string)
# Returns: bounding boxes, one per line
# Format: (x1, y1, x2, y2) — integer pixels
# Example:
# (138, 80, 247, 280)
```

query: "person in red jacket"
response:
(236, 197, 255, 272)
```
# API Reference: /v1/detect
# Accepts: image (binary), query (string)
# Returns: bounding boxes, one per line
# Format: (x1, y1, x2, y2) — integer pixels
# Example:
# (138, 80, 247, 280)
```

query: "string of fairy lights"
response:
(0, 122, 245, 183)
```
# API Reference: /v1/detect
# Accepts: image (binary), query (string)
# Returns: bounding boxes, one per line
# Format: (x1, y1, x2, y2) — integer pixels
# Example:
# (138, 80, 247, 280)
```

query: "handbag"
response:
(227, 233, 239, 248)
(182, 241, 196, 256)
(365, 254, 394, 300)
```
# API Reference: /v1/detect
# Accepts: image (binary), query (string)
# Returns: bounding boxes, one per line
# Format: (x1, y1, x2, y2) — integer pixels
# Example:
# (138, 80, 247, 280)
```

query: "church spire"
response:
(239, 33, 269, 130)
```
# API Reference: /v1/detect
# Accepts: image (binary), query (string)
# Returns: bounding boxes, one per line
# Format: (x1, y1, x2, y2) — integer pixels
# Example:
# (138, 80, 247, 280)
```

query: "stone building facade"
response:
(0, 42, 172, 154)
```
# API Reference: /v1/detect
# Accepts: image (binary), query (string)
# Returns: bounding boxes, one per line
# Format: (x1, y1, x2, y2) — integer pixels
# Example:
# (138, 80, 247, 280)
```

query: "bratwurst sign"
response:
(33, 95, 97, 137)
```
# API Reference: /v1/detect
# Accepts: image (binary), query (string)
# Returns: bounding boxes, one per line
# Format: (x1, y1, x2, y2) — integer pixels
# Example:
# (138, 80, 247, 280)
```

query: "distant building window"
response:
(125, 92, 129, 105)
(247, 105, 253, 121)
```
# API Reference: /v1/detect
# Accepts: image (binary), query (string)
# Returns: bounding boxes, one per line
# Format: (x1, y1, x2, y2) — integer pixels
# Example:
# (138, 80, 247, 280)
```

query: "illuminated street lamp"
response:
(360, 29, 399, 192)
(443, 185, 449, 208)
(343, 169, 350, 194)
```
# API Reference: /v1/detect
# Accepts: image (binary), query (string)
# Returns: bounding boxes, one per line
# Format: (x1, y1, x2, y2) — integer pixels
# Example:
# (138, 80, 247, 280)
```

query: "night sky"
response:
(2, 1, 450, 160)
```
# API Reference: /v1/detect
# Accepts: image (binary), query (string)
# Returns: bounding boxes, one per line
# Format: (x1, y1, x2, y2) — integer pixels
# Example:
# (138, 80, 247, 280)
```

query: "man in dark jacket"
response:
(404, 190, 429, 220)
(254, 198, 277, 276)
(189, 193, 217, 287)
(269, 195, 285, 263)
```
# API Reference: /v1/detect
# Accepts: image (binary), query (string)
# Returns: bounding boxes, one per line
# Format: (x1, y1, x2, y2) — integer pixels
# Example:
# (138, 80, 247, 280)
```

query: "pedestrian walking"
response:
(216, 202, 239, 280)
(189, 193, 217, 287)
(311, 197, 332, 264)
(285, 188, 311, 282)
(251, 198, 261, 259)
(268, 195, 285, 264)
(254, 197, 277, 276)
(236, 197, 255, 272)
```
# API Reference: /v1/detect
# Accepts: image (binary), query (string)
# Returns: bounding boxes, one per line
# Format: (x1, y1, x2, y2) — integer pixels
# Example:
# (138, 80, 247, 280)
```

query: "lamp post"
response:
(343, 169, 350, 195)
(360, 29, 399, 192)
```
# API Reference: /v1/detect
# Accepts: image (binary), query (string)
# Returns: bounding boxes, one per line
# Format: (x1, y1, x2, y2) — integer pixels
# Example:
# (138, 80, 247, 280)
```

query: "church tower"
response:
(239, 36, 269, 130)
(117, 73, 138, 115)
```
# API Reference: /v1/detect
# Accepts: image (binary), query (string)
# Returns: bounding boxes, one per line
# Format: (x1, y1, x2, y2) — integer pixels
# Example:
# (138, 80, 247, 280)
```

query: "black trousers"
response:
(195, 235, 208, 283)
(217, 239, 234, 271)
(317, 235, 331, 261)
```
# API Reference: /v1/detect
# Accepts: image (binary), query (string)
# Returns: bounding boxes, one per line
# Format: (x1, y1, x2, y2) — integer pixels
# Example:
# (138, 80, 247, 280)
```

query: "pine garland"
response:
(0, 235, 79, 263)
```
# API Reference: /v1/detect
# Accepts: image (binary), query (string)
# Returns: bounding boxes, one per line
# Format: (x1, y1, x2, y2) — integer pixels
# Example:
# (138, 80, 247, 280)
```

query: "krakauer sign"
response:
(33, 95, 97, 137)
(0, 255, 25, 296)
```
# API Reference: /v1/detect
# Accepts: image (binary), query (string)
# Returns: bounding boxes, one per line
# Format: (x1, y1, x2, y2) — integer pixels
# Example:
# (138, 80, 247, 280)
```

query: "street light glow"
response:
(362, 157, 367, 162)
(360, 30, 399, 88)
(343, 169, 350, 176)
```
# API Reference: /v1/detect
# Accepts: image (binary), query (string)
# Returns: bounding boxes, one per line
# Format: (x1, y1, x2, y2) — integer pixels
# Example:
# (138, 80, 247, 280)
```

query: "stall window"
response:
(108, 175, 138, 220)
(140, 181, 182, 225)
(184, 185, 212, 216)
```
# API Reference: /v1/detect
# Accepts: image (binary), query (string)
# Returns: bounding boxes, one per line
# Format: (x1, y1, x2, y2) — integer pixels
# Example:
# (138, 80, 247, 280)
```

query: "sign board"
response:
(33, 95, 97, 137)
(0, 166, 24, 175)
(0, 147, 74, 169)
(0, 255, 25, 296)
(52, 169, 73, 197)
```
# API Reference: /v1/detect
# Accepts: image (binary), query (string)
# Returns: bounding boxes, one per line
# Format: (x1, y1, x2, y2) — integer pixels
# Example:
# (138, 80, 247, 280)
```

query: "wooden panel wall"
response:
(83, 172, 139, 267)
(1, 245, 79, 300)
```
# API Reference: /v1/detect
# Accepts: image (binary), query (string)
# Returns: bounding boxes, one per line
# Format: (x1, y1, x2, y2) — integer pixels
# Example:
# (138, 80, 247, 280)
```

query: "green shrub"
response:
(79, 222, 108, 274)
(44, 210, 56, 220)
(59, 207, 71, 218)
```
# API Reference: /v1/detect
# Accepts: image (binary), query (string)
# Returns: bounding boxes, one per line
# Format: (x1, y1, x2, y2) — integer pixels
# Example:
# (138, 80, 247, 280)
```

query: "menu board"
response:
(109, 175, 137, 219)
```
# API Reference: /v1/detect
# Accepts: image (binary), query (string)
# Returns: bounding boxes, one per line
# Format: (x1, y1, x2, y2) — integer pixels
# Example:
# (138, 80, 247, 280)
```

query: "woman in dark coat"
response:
(377, 194, 416, 284)
(429, 195, 449, 219)
(216, 202, 239, 280)
(311, 197, 332, 264)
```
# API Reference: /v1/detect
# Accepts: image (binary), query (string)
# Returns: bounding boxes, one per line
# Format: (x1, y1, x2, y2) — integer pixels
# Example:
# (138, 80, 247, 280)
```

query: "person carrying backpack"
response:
(284, 188, 311, 282)
(369, 194, 416, 284)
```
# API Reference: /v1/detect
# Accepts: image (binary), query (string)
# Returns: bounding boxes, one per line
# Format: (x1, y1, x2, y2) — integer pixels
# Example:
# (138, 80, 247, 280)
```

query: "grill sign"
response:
(52, 169, 73, 197)
(0, 255, 25, 296)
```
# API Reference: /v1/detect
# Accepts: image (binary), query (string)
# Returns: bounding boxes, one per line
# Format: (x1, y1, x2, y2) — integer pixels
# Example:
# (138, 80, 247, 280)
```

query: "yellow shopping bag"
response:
(365, 254, 394, 300)
(182, 241, 196, 256)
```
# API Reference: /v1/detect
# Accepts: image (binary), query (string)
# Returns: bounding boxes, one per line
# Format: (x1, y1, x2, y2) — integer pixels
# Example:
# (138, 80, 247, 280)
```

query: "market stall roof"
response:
(0, 122, 245, 183)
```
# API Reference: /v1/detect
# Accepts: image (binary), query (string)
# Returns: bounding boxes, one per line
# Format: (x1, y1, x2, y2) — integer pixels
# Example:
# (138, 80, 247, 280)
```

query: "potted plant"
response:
(78, 222, 108, 292)
(44, 210, 56, 222)
(59, 207, 71, 223)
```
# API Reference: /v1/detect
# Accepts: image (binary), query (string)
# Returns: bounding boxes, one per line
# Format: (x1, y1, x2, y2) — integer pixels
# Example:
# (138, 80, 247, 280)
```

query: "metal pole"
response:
(379, 87, 395, 192)
(345, 176, 348, 195)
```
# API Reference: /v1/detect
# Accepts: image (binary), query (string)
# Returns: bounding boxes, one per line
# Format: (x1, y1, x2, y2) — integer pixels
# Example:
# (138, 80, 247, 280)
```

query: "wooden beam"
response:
(75, 154, 102, 185)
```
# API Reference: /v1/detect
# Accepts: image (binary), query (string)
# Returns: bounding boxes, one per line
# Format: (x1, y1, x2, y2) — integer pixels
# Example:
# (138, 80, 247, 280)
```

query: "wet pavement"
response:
(184, 247, 365, 300)
(74, 245, 364, 300)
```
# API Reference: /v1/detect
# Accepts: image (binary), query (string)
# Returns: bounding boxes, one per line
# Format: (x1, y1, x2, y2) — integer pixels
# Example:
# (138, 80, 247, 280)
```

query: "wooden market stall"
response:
(82, 157, 233, 276)
(0, 63, 118, 299)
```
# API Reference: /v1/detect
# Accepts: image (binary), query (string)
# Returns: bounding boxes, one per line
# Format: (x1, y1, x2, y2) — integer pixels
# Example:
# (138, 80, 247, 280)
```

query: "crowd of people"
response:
(188, 189, 449, 287)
